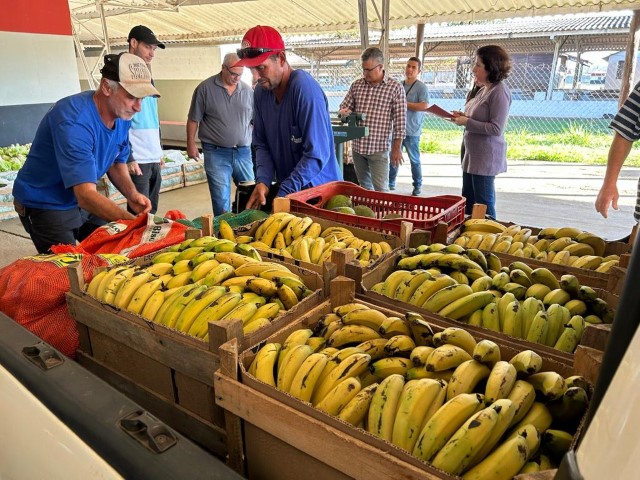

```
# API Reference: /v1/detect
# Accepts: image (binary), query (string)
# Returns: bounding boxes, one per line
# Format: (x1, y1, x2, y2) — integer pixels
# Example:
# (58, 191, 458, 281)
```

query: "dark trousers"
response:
(15, 199, 105, 254)
(128, 162, 162, 214)
(462, 171, 496, 219)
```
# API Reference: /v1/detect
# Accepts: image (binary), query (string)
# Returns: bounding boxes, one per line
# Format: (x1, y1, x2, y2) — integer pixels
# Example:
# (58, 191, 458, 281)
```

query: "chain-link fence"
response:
(311, 55, 621, 135)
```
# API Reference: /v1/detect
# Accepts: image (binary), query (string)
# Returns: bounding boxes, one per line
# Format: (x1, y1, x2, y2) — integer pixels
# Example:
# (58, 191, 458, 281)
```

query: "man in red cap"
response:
(234, 25, 341, 210)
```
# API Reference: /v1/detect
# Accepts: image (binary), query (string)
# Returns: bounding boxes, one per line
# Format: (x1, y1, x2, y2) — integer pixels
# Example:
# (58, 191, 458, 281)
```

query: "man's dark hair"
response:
(407, 56, 422, 69)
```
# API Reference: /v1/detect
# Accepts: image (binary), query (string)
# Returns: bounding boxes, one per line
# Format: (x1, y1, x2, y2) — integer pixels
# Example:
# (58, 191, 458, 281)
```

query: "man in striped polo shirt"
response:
(339, 47, 406, 192)
(595, 80, 640, 222)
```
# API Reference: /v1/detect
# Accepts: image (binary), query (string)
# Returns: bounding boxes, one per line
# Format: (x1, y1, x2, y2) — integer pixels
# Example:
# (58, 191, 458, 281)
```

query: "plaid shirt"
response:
(340, 74, 407, 155)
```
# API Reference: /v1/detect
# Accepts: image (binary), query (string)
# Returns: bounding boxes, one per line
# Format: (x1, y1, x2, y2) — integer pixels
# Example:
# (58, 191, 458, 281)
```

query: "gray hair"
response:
(104, 79, 119, 92)
(361, 47, 384, 64)
(223, 52, 240, 67)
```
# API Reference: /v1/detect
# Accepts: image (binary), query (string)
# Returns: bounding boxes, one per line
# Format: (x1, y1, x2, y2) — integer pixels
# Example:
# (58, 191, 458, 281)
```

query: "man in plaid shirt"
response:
(339, 47, 406, 192)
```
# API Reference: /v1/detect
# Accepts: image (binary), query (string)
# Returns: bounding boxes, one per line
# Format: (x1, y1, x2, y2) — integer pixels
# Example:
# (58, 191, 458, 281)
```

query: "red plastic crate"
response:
(286, 181, 466, 235)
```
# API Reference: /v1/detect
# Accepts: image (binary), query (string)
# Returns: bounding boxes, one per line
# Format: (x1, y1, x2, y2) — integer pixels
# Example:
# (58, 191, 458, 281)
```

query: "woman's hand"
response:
(450, 113, 468, 126)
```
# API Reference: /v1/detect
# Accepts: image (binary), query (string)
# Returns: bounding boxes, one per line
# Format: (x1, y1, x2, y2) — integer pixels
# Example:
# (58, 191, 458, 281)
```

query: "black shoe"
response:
(389, 185, 396, 191)
(412, 188, 421, 196)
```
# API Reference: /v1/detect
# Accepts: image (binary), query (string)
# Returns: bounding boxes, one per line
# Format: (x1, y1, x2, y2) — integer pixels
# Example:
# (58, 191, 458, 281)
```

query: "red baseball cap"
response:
(234, 25, 285, 67)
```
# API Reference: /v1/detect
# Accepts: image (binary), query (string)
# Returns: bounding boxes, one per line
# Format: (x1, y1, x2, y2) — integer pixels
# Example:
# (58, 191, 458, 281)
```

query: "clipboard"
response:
(425, 104, 454, 119)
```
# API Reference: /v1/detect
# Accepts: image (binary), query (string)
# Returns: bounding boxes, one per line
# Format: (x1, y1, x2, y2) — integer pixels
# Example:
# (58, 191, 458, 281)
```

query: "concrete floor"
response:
(1, 153, 637, 269)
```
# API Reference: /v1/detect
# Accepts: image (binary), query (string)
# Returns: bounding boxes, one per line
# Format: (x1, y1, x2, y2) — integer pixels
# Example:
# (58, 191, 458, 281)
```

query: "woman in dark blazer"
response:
(452, 45, 512, 219)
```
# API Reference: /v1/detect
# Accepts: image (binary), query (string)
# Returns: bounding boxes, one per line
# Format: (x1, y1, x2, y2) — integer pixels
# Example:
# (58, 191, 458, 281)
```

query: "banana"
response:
(554, 326, 581, 353)
(305, 336, 326, 352)
(161, 285, 208, 329)
(509, 402, 553, 436)
(394, 270, 433, 303)
(546, 304, 572, 345)
(470, 275, 493, 293)
(431, 405, 500, 476)
(113, 270, 155, 309)
(86, 269, 108, 298)
(217, 219, 235, 241)
(189, 258, 221, 282)
(406, 313, 435, 346)
(276, 283, 300, 310)
(326, 324, 380, 348)
(472, 339, 501, 366)
(369, 357, 411, 378)
(481, 302, 501, 332)
(462, 430, 530, 480)
(525, 283, 551, 301)
(145, 262, 176, 276)
(125, 277, 164, 314)
(151, 251, 181, 264)
(446, 359, 491, 400)
(467, 309, 483, 327)
(201, 263, 236, 286)
(525, 311, 549, 344)
(291, 216, 313, 239)
(367, 374, 405, 441)
(422, 284, 473, 313)
(248, 302, 281, 324)
(412, 392, 485, 462)
(390, 379, 444, 452)
(277, 328, 315, 374)
(287, 352, 329, 402)
(438, 291, 496, 321)
(141, 290, 167, 321)
(521, 296, 545, 339)
(501, 300, 524, 339)
(311, 353, 371, 405)
(234, 261, 290, 277)
(426, 344, 473, 372)
(355, 338, 390, 361)
(509, 350, 543, 378)
(187, 291, 243, 338)
(547, 386, 589, 426)
(315, 377, 362, 416)
(575, 231, 606, 257)
(243, 317, 271, 335)
(243, 277, 277, 297)
(381, 270, 414, 298)
(384, 335, 415, 357)
(378, 316, 412, 338)
(98, 266, 136, 303)
(571, 255, 603, 270)
(277, 344, 314, 393)
(212, 251, 259, 268)
(507, 379, 537, 427)
(251, 342, 282, 387)
(542, 429, 574, 458)
(463, 218, 506, 234)
(485, 361, 517, 403)
(410, 346, 435, 367)
(467, 399, 517, 469)
(336, 382, 378, 426)
(565, 375, 590, 391)
(439, 327, 477, 356)
(530, 267, 561, 290)
(342, 308, 388, 331)
(262, 214, 296, 248)
(527, 371, 566, 401)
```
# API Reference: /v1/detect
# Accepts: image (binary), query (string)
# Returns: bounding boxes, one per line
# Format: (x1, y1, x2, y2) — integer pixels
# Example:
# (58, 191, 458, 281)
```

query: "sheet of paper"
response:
(425, 104, 454, 119)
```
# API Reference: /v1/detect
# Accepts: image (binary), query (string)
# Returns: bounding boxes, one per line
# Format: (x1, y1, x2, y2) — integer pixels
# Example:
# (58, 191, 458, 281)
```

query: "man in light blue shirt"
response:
(126, 25, 165, 214)
(389, 57, 429, 196)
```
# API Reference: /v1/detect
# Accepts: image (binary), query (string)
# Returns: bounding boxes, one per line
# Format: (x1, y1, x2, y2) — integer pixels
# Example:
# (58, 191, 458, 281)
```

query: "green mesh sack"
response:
(176, 209, 268, 234)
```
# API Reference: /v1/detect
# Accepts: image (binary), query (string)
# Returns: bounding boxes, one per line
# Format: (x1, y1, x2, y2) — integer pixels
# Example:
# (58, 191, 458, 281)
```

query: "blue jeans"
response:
(202, 143, 254, 215)
(462, 171, 496, 219)
(389, 136, 422, 190)
(352, 150, 389, 192)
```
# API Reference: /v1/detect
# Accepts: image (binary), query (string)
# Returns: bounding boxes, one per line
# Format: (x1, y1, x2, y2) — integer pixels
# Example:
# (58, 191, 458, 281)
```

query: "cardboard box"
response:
(213, 277, 579, 479)
(359, 250, 618, 363)
(65, 256, 325, 456)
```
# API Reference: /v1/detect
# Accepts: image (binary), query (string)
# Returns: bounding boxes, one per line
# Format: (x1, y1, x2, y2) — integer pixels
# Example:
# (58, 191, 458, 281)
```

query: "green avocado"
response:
(331, 206, 356, 214)
(325, 194, 353, 210)
(353, 205, 376, 218)
(382, 213, 403, 220)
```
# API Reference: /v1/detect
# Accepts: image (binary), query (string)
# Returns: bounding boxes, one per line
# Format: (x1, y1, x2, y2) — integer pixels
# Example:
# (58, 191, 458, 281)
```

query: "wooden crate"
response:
(213, 276, 578, 479)
(358, 250, 619, 364)
(232, 197, 415, 277)
(65, 257, 325, 457)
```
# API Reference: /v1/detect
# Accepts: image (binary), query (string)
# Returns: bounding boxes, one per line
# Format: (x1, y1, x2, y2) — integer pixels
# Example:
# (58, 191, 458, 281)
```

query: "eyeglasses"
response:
(237, 47, 282, 59)
(362, 64, 382, 73)
(223, 64, 242, 79)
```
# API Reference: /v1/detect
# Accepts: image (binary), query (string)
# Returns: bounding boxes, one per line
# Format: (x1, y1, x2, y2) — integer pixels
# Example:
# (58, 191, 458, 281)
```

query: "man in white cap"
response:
(12, 52, 159, 253)
(126, 25, 165, 214)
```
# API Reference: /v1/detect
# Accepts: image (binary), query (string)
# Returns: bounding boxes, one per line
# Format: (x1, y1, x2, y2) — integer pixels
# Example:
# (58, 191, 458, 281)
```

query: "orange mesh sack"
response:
(79, 213, 190, 258)
(0, 253, 126, 357)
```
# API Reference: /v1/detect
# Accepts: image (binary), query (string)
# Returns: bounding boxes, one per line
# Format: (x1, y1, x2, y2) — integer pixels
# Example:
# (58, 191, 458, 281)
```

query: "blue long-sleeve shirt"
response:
(253, 69, 341, 196)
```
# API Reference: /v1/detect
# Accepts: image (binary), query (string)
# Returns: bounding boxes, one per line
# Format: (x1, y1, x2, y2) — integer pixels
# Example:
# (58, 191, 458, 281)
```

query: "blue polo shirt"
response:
(13, 91, 130, 210)
(253, 69, 341, 196)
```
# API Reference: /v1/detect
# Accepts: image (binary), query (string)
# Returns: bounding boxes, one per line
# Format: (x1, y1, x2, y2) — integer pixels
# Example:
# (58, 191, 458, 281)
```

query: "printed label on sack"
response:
(119, 217, 173, 257)
(25, 253, 84, 267)
(103, 222, 128, 235)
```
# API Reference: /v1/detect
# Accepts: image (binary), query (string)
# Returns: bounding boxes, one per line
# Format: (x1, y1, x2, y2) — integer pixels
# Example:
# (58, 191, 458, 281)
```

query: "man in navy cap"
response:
(126, 25, 165, 214)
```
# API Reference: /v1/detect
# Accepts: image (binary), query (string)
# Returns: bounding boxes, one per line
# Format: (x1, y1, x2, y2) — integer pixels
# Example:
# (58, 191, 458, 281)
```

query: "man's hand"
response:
(245, 183, 270, 210)
(128, 161, 142, 175)
(391, 143, 403, 168)
(595, 184, 619, 219)
(338, 108, 352, 117)
(128, 192, 152, 215)
(187, 145, 201, 161)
